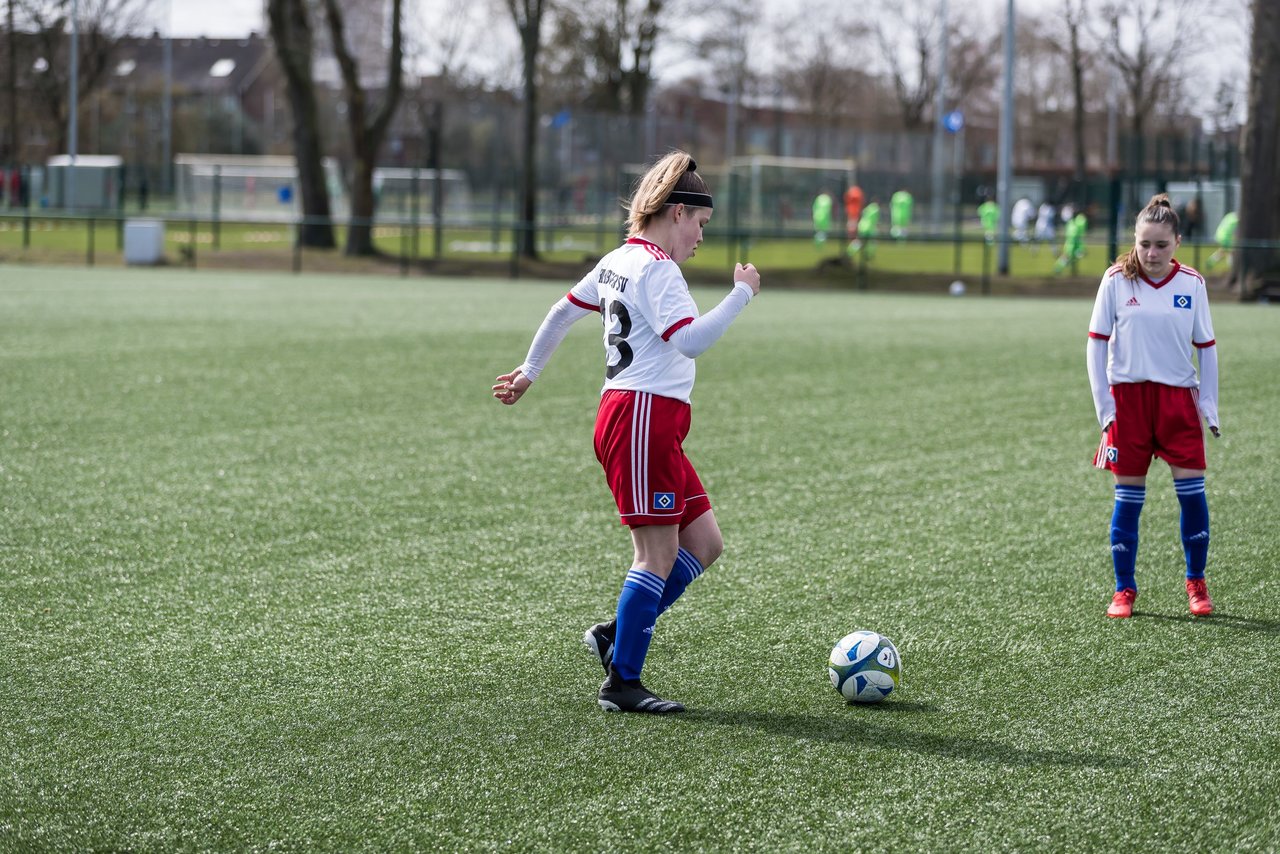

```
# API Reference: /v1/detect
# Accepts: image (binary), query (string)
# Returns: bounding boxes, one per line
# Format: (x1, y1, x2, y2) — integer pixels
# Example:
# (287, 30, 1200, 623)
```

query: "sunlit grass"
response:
(1, 266, 1276, 851)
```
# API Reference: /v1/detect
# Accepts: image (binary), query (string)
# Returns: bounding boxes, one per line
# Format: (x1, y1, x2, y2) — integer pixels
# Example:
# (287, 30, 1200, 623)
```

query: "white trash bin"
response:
(124, 219, 166, 265)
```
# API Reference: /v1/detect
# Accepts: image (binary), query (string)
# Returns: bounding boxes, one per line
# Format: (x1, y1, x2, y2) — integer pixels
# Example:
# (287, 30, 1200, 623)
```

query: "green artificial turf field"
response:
(2, 266, 1277, 851)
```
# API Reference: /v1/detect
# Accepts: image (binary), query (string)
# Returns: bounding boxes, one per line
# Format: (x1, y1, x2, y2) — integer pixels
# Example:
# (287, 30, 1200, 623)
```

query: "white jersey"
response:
(1088, 260, 1215, 388)
(567, 238, 701, 403)
(1035, 203, 1055, 239)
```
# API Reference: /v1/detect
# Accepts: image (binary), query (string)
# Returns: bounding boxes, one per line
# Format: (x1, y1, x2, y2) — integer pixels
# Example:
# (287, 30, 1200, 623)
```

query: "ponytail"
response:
(626, 151, 713, 237)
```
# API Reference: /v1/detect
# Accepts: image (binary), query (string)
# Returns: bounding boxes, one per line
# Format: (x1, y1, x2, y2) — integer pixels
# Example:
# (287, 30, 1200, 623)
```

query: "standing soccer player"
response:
(1054, 211, 1088, 274)
(844, 184, 865, 241)
(890, 189, 914, 239)
(813, 191, 834, 246)
(493, 151, 762, 713)
(1086, 194, 1220, 619)
(1205, 210, 1238, 271)
(847, 198, 881, 260)
(1034, 201, 1056, 253)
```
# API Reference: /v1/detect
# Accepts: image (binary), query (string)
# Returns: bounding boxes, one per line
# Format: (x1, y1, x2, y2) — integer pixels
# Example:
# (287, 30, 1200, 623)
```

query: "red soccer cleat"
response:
(1107, 588, 1137, 619)
(1186, 578, 1214, 616)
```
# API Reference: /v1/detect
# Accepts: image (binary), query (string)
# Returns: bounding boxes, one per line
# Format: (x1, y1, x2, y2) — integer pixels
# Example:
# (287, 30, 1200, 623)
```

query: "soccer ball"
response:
(828, 630, 902, 703)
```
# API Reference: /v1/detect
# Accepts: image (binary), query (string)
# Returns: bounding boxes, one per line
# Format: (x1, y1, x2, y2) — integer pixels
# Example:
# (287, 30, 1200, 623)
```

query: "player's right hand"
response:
(492, 370, 531, 405)
(734, 262, 761, 296)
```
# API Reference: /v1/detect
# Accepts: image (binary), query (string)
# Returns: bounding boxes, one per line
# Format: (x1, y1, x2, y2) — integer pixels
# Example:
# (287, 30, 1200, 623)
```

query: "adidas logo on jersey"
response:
(1125, 297, 1140, 306)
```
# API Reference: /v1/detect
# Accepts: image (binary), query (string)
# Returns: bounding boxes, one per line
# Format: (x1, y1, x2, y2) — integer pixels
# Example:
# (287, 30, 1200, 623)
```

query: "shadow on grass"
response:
(1130, 610, 1280, 634)
(677, 707, 1127, 770)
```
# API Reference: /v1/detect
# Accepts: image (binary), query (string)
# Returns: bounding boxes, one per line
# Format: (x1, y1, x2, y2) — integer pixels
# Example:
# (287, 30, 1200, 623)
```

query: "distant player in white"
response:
(493, 150, 761, 713)
(1034, 201, 1055, 252)
(1011, 197, 1034, 243)
(1086, 194, 1219, 619)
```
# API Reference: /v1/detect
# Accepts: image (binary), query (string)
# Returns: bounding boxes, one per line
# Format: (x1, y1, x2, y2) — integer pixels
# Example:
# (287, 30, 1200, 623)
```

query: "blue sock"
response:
(612, 569, 665, 681)
(657, 548, 705, 616)
(1110, 485, 1145, 591)
(1175, 477, 1210, 579)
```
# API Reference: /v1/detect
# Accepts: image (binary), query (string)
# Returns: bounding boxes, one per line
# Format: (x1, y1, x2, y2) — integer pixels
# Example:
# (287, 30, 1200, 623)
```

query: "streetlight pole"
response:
(67, 0, 78, 208)
(930, 0, 949, 230)
(996, 0, 1015, 275)
(162, 0, 172, 195)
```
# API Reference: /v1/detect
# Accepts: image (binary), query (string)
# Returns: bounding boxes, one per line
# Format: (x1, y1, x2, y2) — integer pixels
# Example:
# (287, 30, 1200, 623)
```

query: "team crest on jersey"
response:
(1106, 447, 1118, 463)
(652, 492, 675, 511)
(1173, 294, 1192, 310)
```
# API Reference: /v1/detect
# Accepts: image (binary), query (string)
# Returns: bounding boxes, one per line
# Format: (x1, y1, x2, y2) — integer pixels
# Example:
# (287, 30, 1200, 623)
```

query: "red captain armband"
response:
(1088, 332, 1110, 341)
(1194, 339, 1216, 349)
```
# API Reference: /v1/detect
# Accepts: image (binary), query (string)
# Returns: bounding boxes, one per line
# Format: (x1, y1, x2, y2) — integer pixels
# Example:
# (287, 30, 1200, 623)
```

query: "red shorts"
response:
(1094, 382, 1206, 476)
(593, 389, 712, 528)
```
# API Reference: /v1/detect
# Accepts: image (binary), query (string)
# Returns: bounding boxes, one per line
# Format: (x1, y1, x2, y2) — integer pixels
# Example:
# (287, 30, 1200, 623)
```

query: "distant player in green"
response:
(1205, 211, 1237, 270)
(1054, 212, 1089, 274)
(890, 189, 913, 239)
(847, 199, 881, 260)
(813, 192, 833, 247)
(978, 199, 1000, 242)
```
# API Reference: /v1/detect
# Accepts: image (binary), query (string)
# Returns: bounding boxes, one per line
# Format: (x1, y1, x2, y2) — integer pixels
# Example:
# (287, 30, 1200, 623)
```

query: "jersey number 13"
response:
(601, 298, 634, 379)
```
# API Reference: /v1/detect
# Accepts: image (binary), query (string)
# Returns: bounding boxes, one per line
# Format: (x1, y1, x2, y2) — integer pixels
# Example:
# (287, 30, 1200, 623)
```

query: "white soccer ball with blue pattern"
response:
(828, 630, 902, 703)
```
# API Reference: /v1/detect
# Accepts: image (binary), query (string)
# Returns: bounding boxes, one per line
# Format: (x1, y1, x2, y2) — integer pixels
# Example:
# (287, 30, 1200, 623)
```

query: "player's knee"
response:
(698, 528, 724, 568)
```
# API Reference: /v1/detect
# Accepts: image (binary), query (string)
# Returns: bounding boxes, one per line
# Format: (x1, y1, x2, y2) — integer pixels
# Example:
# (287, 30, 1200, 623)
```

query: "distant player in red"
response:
(1087, 194, 1219, 619)
(844, 184, 864, 240)
(493, 150, 762, 713)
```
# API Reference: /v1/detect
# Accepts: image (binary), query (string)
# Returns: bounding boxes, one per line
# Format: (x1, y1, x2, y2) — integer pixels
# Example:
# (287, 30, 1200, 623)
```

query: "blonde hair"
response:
(1117, 193, 1181, 279)
(626, 150, 712, 237)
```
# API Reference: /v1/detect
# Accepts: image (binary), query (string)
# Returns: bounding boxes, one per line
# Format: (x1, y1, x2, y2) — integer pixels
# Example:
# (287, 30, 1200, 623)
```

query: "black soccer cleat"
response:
(582, 620, 617, 675)
(597, 666, 685, 714)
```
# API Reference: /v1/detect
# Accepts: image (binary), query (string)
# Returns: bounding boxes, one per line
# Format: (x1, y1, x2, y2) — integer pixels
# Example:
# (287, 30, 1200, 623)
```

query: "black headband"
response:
(666, 190, 714, 208)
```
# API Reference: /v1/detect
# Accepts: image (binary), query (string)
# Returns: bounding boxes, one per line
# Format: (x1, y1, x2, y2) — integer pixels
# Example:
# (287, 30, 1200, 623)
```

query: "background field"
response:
(0, 213, 1226, 284)
(1, 267, 1277, 851)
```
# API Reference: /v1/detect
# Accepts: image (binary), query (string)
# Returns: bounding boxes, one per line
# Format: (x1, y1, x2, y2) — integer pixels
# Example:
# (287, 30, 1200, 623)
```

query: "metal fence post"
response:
(293, 218, 302, 273)
(213, 165, 221, 250)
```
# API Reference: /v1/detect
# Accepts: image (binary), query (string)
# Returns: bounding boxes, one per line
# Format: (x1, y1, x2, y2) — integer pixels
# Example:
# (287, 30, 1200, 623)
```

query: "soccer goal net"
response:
(174, 155, 474, 224)
(174, 154, 347, 221)
(372, 167, 475, 223)
(621, 155, 856, 231)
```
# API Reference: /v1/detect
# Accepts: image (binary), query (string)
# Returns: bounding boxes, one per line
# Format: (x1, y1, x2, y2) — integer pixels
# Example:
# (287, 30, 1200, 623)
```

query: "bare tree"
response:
(542, 0, 667, 115)
(871, 0, 994, 132)
(413, 0, 486, 86)
(13, 0, 152, 154)
(1099, 0, 1207, 176)
(266, 0, 336, 249)
(1061, 0, 1091, 192)
(318, 0, 404, 257)
(1238, 0, 1279, 295)
(506, 0, 547, 259)
(692, 0, 760, 160)
(773, 9, 870, 132)
(872, 0, 941, 131)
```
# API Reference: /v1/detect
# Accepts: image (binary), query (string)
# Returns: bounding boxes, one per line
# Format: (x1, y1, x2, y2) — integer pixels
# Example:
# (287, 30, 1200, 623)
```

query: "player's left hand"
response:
(1209, 425, 1221, 438)
(492, 370, 531, 405)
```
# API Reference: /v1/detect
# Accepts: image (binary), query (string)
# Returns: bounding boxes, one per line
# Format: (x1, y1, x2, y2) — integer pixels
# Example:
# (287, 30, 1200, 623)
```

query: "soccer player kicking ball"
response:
(493, 150, 762, 713)
(1087, 194, 1220, 620)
